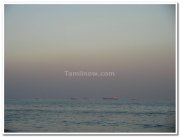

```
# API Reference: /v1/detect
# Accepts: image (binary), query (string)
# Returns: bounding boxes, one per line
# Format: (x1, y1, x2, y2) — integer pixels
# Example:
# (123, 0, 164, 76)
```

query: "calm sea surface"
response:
(5, 99, 175, 132)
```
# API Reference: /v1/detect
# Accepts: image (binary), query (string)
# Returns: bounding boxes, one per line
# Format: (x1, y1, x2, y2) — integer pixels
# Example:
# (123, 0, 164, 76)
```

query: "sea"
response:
(5, 99, 175, 133)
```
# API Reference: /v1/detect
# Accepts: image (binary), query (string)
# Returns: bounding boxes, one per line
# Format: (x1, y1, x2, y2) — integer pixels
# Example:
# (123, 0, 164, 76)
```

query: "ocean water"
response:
(5, 99, 175, 132)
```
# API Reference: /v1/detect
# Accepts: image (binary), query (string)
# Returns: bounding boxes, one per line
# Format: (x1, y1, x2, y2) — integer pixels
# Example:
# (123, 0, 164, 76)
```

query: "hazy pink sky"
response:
(5, 4, 175, 100)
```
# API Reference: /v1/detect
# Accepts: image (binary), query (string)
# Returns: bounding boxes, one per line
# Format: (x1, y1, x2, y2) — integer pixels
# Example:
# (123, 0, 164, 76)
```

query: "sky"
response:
(5, 4, 176, 100)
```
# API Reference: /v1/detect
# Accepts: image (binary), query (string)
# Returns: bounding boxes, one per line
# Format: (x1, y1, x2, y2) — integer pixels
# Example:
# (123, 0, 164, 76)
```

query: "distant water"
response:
(5, 99, 175, 132)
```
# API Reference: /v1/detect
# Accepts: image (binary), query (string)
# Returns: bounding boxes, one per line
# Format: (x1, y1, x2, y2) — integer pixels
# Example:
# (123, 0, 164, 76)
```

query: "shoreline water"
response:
(5, 99, 175, 133)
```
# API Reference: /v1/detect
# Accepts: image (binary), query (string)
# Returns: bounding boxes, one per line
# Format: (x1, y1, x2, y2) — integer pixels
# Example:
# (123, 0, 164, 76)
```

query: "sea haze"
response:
(4, 4, 176, 133)
(5, 4, 175, 100)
